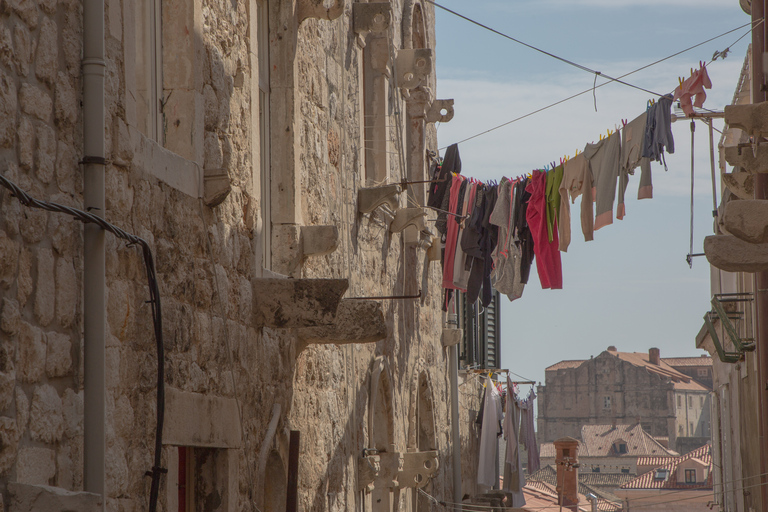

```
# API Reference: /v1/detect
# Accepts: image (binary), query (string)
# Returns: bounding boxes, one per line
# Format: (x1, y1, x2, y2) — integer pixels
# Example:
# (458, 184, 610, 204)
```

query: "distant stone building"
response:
(537, 347, 712, 451)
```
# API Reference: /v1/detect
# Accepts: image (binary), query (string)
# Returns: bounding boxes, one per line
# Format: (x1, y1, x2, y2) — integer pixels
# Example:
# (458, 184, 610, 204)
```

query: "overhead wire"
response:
(435, 19, 761, 150)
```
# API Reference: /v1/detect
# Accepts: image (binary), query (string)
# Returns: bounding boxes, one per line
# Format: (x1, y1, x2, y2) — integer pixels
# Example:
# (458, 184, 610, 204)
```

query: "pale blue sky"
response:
(432, 1, 751, 386)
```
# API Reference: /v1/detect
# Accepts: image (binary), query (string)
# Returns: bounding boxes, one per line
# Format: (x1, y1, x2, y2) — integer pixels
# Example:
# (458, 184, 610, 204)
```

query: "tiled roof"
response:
(539, 440, 587, 458)
(611, 351, 693, 383)
(621, 444, 713, 490)
(546, 360, 585, 371)
(522, 480, 591, 511)
(526, 471, 622, 511)
(578, 472, 636, 488)
(580, 423, 678, 457)
(663, 356, 712, 367)
(636, 455, 677, 467)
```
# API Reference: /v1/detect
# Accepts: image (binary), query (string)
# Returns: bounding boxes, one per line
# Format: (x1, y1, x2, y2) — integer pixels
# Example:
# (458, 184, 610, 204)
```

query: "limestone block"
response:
(722, 172, 753, 200)
(0, 363, 14, 412)
(0, 232, 20, 288)
(203, 84, 219, 130)
(8, 0, 38, 30)
(441, 328, 462, 348)
(61, 389, 83, 438)
(105, 442, 129, 496)
(203, 168, 231, 207)
(397, 450, 439, 489)
(725, 101, 768, 138)
(35, 123, 55, 184)
(15, 387, 28, 432)
(18, 322, 45, 383)
(55, 141, 79, 195)
(704, 234, 768, 272)
(54, 72, 77, 129)
(7, 484, 101, 512)
(29, 385, 63, 443)
(722, 200, 768, 244)
(723, 145, 768, 174)
(17, 116, 34, 170)
(0, 68, 17, 147)
(105, 346, 119, 389)
(301, 225, 339, 257)
(55, 259, 76, 328)
(12, 25, 32, 77)
(33, 248, 55, 327)
(0, 417, 19, 474)
(45, 332, 72, 378)
(163, 387, 241, 448)
(0, 298, 20, 335)
(19, 84, 52, 122)
(16, 248, 32, 308)
(34, 17, 57, 85)
(19, 207, 46, 245)
(61, 10, 80, 76)
(252, 278, 348, 328)
(297, 299, 387, 348)
(16, 448, 55, 485)
(204, 131, 223, 170)
(271, 224, 302, 277)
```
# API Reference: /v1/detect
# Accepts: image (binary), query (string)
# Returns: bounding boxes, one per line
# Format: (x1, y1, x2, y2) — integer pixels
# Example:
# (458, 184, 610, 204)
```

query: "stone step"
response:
(296, 299, 387, 348)
(704, 235, 768, 272)
(722, 200, 768, 243)
(723, 145, 768, 173)
(253, 278, 348, 328)
(722, 172, 754, 200)
(725, 101, 768, 137)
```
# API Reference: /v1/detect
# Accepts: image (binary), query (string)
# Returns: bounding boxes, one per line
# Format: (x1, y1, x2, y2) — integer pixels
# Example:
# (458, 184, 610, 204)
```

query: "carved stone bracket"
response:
(390, 207, 426, 234)
(253, 278, 348, 328)
(725, 101, 768, 138)
(358, 450, 439, 492)
(353, 2, 391, 45)
(297, 0, 344, 24)
(441, 328, 462, 348)
(704, 235, 768, 273)
(722, 171, 754, 199)
(426, 99, 455, 124)
(296, 299, 387, 350)
(203, 168, 231, 207)
(722, 200, 768, 244)
(358, 184, 402, 214)
(723, 145, 768, 173)
(395, 48, 432, 90)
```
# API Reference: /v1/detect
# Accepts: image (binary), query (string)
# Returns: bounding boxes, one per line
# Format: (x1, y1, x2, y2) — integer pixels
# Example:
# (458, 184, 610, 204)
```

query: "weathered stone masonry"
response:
(0, 0, 475, 510)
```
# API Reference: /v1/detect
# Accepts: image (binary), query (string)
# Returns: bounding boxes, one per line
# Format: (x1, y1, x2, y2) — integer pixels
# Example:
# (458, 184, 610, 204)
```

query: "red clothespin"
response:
(622, 118, 627, 127)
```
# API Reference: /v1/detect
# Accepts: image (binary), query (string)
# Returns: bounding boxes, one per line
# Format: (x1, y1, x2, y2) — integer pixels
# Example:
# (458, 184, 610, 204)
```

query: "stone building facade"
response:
(537, 347, 711, 452)
(0, 0, 485, 510)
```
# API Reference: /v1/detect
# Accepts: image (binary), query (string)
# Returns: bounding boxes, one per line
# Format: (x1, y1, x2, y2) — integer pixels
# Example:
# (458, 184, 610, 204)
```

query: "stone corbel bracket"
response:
(353, 2, 391, 47)
(358, 184, 402, 214)
(426, 99, 455, 124)
(390, 207, 426, 234)
(297, 0, 344, 24)
(723, 145, 768, 174)
(203, 168, 231, 207)
(725, 101, 768, 138)
(296, 299, 387, 351)
(395, 49, 432, 90)
(358, 451, 439, 492)
(722, 171, 754, 199)
(253, 278, 348, 328)
(721, 200, 768, 244)
(271, 224, 340, 277)
(704, 235, 768, 273)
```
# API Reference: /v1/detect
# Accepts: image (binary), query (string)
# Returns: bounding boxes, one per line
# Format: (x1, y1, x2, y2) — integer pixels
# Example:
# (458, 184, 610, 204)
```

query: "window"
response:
(688, 396, 693, 408)
(697, 368, 708, 377)
(613, 441, 627, 454)
(690, 422, 694, 435)
(677, 395, 681, 408)
(621, 468, 630, 474)
(175, 446, 234, 511)
(654, 469, 669, 481)
(700, 396, 705, 407)
(685, 468, 696, 483)
(592, 467, 600, 473)
(603, 396, 611, 409)
(678, 425, 684, 435)
(257, 0, 271, 270)
(135, 0, 163, 141)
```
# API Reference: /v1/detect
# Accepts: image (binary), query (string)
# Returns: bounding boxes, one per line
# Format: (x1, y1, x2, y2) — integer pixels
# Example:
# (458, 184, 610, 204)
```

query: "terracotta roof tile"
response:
(527, 469, 623, 511)
(621, 444, 713, 490)
(580, 423, 678, 457)
(546, 360, 586, 371)
(663, 356, 713, 367)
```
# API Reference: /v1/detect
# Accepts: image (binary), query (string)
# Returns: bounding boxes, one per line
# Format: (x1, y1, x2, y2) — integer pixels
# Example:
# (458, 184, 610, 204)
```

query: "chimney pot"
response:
(607, 346, 617, 352)
(649, 347, 660, 365)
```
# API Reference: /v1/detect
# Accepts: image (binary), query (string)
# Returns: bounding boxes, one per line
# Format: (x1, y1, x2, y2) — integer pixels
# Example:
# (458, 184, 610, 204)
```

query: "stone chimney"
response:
(649, 347, 660, 365)
(554, 437, 580, 512)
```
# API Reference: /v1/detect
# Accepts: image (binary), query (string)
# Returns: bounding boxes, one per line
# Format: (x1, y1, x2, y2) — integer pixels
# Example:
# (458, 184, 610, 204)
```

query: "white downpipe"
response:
(257, 403, 282, 508)
(82, 0, 106, 504)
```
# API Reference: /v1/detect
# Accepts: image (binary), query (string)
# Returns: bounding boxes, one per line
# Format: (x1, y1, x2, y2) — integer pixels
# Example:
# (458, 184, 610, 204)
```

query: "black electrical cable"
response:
(0, 173, 166, 512)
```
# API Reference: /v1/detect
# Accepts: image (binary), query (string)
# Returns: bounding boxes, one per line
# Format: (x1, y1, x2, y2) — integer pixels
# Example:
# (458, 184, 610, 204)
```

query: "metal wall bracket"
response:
(353, 2, 391, 42)
(711, 296, 756, 353)
(358, 184, 402, 214)
(395, 49, 432, 90)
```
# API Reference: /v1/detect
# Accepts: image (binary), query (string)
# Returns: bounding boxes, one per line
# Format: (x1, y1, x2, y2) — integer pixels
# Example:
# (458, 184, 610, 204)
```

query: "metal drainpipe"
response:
(449, 344, 462, 511)
(82, 0, 106, 503)
(752, 2, 768, 509)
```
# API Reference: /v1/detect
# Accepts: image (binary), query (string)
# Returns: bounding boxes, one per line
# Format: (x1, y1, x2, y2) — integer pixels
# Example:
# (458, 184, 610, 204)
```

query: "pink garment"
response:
(442, 175, 464, 289)
(525, 171, 562, 289)
(673, 64, 712, 117)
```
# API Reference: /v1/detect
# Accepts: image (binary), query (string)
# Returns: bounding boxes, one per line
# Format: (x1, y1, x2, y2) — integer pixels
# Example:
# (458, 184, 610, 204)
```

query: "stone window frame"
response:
(602, 395, 611, 409)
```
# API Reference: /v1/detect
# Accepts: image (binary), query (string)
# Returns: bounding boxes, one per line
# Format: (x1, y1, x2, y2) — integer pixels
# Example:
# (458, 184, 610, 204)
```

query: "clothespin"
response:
(690, 67, 694, 76)
(622, 118, 627, 127)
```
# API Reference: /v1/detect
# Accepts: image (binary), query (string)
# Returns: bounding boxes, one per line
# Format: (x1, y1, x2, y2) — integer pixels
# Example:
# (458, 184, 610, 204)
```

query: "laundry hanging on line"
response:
(430, 83, 688, 309)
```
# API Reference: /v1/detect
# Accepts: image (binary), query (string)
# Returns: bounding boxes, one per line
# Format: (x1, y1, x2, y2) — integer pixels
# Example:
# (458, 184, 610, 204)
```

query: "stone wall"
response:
(0, 0, 475, 510)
